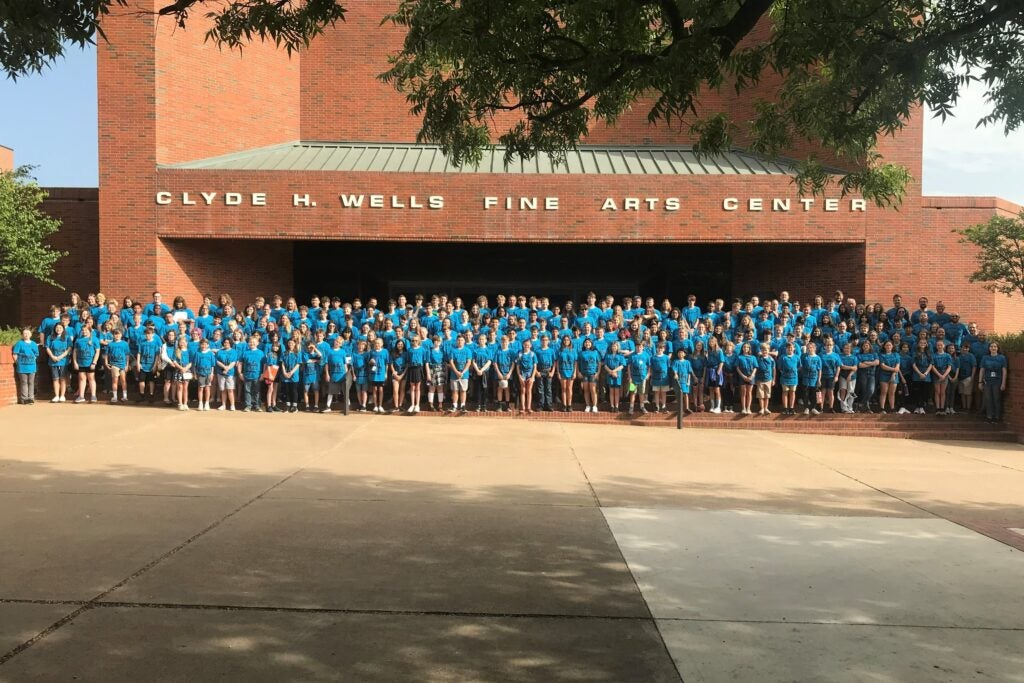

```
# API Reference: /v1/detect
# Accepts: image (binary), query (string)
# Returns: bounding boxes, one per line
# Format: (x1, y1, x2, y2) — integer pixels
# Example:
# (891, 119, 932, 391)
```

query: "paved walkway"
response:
(1, 405, 1023, 681)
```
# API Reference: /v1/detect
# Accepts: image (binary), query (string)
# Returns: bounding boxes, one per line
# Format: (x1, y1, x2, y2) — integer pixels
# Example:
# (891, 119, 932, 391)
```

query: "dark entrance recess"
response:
(293, 241, 732, 306)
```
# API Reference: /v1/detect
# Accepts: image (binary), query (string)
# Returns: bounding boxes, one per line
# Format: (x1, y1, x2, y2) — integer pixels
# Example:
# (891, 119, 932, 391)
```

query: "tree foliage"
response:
(4, 1, 1024, 205)
(0, 167, 66, 292)
(959, 212, 1024, 299)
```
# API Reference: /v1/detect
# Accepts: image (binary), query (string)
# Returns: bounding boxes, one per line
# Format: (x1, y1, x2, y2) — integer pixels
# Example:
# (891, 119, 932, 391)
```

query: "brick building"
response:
(6, 1, 1023, 331)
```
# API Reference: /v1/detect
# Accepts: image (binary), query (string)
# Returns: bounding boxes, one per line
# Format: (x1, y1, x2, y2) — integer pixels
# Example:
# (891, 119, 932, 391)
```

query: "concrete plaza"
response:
(1, 405, 1023, 681)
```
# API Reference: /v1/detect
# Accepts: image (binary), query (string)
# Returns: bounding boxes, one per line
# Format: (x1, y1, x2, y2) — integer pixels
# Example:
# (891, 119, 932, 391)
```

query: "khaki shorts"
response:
(451, 378, 468, 392)
(757, 382, 772, 399)
(217, 375, 236, 391)
(958, 377, 973, 395)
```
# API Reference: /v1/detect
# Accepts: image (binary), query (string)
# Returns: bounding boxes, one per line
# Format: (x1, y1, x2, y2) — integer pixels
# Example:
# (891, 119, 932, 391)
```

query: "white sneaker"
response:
(710, 407, 721, 414)
(811, 408, 821, 415)
(51, 396, 60, 403)
(59, 395, 66, 403)
(218, 404, 226, 411)
(407, 406, 415, 414)
(110, 397, 118, 404)
(414, 405, 420, 413)
(803, 408, 810, 415)
(897, 407, 909, 414)
(122, 394, 129, 402)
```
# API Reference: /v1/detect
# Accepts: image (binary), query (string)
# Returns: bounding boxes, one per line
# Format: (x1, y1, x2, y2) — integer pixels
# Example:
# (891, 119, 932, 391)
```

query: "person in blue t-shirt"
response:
(424, 336, 446, 411)
(12, 327, 39, 405)
(492, 335, 516, 412)
(469, 335, 493, 412)
(448, 336, 473, 412)
(855, 340, 880, 414)
(45, 322, 72, 402)
(533, 336, 556, 412)
(516, 338, 538, 413)
(799, 342, 823, 415)
(734, 342, 757, 415)
(105, 329, 131, 403)
(215, 338, 238, 411)
(578, 337, 601, 413)
(930, 340, 954, 415)
(979, 341, 1008, 423)
(910, 339, 933, 414)
(877, 340, 901, 414)
(405, 336, 428, 413)
(193, 338, 216, 411)
(777, 342, 800, 415)
(368, 337, 390, 413)
(322, 337, 349, 413)
(671, 349, 696, 414)
(818, 337, 842, 414)
(957, 342, 977, 413)
(756, 343, 776, 415)
(170, 337, 193, 411)
(73, 327, 101, 403)
(649, 342, 671, 413)
(390, 339, 410, 412)
(555, 335, 578, 413)
(237, 336, 265, 412)
(301, 341, 323, 412)
(627, 340, 651, 416)
(279, 338, 303, 413)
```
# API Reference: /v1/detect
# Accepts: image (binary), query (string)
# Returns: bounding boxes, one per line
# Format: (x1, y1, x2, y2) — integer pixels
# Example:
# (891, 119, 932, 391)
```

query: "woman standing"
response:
(556, 335, 578, 412)
(46, 322, 71, 402)
(979, 341, 1008, 423)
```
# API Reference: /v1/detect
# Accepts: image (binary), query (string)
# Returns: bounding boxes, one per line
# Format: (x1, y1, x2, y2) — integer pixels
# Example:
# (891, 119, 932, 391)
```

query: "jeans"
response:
(17, 372, 35, 402)
(470, 372, 488, 408)
(243, 379, 260, 409)
(983, 382, 1003, 421)
(536, 373, 553, 408)
(855, 372, 876, 409)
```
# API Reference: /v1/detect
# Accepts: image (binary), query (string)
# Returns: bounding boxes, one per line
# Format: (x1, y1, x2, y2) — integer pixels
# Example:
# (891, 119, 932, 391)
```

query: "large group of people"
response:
(9, 289, 1011, 424)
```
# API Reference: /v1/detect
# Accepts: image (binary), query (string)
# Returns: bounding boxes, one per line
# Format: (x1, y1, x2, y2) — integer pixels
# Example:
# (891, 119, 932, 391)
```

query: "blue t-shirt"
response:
(494, 347, 516, 375)
(671, 358, 693, 391)
(980, 354, 1008, 383)
(820, 351, 841, 381)
(138, 337, 162, 372)
(799, 354, 822, 386)
(557, 349, 579, 379)
(735, 354, 757, 380)
(517, 350, 537, 376)
(106, 340, 131, 369)
(74, 336, 99, 367)
(578, 349, 601, 377)
(407, 345, 429, 367)
(369, 349, 390, 382)
(931, 352, 953, 379)
(12, 340, 39, 373)
(628, 352, 650, 381)
(958, 352, 977, 378)
(912, 354, 932, 382)
(878, 352, 900, 382)
(46, 336, 71, 367)
(756, 355, 775, 382)
(471, 345, 493, 369)
(238, 348, 265, 380)
(281, 351, 303, 383)
(449, 346, 472, 379)
(194, 349, 216, 377)
(534, 346, 555, 373)
(650, 353, 670, 382)
(326, 348, 348, 382)
(777, 354, 800, 385)
(216, 348, 238, 376)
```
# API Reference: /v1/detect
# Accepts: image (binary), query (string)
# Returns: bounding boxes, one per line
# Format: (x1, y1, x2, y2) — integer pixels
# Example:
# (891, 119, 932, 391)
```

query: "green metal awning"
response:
(161, 141, 802, 176)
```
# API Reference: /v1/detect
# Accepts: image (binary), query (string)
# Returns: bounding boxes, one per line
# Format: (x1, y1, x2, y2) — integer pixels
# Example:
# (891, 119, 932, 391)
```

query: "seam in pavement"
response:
(558, 423, 685, 683)
(757, 433, 1024, 552)
(0, 420, 372, 668)
(4, 597, 1023, 632)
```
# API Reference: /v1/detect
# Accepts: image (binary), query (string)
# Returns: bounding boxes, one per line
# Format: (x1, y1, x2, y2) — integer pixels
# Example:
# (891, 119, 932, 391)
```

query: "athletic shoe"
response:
(110, 397, 118, 404)
(218, 404, 226, 411)
(228, 406, 235, 411)
(59, 395, 66, 403)
(243, 407, 251, 412)
(811, 408, 821, 415)
(639, 407, 648, 415)
(122, 394, 129, 402)
(414, 405, 420, 413)
(710, 407, 721, 414)
(51, 396, 60, 403)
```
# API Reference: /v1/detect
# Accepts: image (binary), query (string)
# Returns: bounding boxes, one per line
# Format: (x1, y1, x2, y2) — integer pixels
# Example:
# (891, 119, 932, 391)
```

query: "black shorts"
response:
(408, 366, 424, 383)
(141, 370, 157, 383)
(821, 376, 835, 390)
(78, 366, 95, 374)
(373, 380, 385, 388)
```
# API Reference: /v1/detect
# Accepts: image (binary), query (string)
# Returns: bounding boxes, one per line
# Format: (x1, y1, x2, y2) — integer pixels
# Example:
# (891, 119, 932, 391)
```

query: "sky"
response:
(1, 43, 1023, 205)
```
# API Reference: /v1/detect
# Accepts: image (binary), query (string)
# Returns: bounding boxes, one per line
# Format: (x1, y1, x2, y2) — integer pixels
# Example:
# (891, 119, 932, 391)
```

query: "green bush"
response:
(990, 331, 1024, 353)
(0, 327, 25, 345)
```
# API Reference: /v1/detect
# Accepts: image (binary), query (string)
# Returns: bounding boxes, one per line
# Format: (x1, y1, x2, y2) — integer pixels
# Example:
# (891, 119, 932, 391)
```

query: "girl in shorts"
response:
(689, 340, 707, 412)
(671, 348, 696, 414)
(73, 327, 100, 403)
(406, 335, 427, 413)
(556, 335, 578, 412)
(650, 342, 671, 413)
(105, 328, 131, 403)
(603, 341, 625, 412)
(194, 338, 215, 411)
(369, 337, 390, 413)
(390, 339, 409, 412)
(171, 337, 192, 411)
(493, 335, 515, 412)
(931, 340, 953, 415)
(426, 336, 445, 411)
(263, 341, 280, 412)
(734, 342, 757, 415)
(578, 337, 601, 413)
(516, 339, 538, 413)
(877, 340, 900, 414)
(46, 322, 71, 402)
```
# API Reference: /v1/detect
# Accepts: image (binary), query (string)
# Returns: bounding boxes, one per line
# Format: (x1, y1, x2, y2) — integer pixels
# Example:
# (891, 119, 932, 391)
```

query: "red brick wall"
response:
(155, 8, 299, 165)
(732, 243, 866, 304)
(1004, 353, 1024, 440)
(919, 196, 1024, 333)
(158, 238, 294, 308)
(0, 348, 16, 406)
